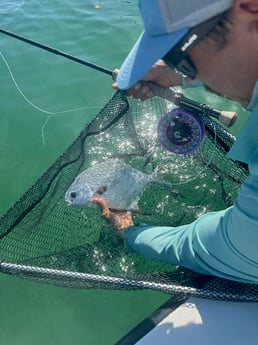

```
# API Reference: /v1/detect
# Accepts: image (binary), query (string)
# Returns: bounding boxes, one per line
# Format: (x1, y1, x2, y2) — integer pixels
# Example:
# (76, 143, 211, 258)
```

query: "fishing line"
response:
(0, 52, 52, 115)
(0, 51, 103, 144)
(0, 26, 114, 131)
(0, 28, 113, 144)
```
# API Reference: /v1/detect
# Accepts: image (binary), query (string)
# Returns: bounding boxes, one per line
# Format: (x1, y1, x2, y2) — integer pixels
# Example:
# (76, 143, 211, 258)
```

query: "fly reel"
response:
(157, 108, 205, 154)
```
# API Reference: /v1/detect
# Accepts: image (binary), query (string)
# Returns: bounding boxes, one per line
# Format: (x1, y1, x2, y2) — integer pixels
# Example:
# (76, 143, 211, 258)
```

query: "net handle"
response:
(148, 83, 237, 128)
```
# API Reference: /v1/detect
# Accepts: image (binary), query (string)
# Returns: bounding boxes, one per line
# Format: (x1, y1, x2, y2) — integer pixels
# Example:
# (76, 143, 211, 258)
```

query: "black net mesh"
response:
(0, 90, 256, 301)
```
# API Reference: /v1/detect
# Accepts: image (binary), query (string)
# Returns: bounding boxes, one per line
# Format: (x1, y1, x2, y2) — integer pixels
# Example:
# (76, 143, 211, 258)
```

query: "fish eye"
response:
(70, 191, 77, 199)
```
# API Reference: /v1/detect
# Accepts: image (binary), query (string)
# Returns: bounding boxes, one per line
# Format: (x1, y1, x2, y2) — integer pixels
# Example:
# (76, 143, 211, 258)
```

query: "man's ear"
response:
(233, 0, 258, 14)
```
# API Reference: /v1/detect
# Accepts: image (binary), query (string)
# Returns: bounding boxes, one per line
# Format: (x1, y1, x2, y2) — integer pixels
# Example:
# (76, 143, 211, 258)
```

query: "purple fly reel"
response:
(158, 108, 205, 154)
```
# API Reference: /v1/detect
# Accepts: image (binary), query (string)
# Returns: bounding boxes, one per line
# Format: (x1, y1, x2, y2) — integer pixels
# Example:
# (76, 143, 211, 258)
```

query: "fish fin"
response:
(95, 185, 108, 195)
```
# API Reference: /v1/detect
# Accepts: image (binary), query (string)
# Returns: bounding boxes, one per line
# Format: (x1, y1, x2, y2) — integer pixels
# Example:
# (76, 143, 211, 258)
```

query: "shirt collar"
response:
(247, 80, 258, 111)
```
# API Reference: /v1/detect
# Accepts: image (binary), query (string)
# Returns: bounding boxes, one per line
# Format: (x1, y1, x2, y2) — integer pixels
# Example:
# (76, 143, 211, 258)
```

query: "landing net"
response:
(0, 90, 257, 302)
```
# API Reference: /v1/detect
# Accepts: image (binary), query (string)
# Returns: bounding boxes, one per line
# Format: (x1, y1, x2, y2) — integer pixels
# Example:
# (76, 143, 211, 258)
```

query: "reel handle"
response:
(146, 83, 237, 128)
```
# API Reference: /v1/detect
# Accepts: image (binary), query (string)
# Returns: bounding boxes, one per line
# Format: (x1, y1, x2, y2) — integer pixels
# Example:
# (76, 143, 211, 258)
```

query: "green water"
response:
(0, 1, 249, 344)
(0, 1, 169, 344)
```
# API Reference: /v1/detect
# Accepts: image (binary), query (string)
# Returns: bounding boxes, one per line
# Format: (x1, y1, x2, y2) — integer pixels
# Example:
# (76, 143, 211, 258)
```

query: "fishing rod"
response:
(0, 27, 237, 128)
(0, 27, 113, 76)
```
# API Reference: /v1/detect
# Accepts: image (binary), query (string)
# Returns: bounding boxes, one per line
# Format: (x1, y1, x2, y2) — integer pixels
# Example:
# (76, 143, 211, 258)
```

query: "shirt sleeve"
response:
(123, 149, 258, 283)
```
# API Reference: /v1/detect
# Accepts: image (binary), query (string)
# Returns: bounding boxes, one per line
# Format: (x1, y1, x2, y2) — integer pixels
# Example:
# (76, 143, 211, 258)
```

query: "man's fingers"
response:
(112, 68, 119, 81)
(90, 196, 110, 217)
(127, 83, 154, 100)
(112, 68, 154, 100)
(91, 196, 134, 232)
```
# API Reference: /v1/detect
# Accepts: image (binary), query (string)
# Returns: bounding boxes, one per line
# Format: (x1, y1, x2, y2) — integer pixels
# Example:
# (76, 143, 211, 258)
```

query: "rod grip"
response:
(146, 83, 237, 128)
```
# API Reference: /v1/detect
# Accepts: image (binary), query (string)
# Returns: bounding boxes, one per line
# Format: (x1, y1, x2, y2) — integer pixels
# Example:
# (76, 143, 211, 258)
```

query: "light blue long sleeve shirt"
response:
(123, 80, 258, 284)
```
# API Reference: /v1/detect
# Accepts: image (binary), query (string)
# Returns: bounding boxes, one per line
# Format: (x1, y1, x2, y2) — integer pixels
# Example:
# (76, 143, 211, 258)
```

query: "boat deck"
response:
(116, 296, 258, 345)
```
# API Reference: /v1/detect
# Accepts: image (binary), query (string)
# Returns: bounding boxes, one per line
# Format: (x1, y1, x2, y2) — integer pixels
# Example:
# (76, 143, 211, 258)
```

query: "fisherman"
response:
(92, 0, 258, 284)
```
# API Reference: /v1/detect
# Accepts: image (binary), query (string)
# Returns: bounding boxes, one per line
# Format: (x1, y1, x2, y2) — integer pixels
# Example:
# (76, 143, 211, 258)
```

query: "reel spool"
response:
(158, 108, 205, 154)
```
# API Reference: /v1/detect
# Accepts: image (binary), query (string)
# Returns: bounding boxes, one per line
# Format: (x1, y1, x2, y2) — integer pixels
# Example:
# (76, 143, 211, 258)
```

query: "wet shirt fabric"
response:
(123, 80, 258, 284)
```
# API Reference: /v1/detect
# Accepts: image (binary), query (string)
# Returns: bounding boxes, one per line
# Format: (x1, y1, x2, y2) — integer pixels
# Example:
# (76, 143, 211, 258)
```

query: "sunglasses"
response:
(163, 12, 226, 79)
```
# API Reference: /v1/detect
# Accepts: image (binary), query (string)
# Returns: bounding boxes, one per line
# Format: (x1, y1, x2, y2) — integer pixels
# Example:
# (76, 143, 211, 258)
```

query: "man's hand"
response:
(91, 196, 134, 233)
(112, 59, 182, 100)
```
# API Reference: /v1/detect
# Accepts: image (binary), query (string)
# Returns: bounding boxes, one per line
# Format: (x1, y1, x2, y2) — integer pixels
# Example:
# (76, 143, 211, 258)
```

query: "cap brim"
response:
(117, 27, 189, 90)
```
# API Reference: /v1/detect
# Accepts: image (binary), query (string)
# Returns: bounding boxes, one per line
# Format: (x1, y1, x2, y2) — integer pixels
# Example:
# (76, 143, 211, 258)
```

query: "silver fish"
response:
(65, 158, 156, 211)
